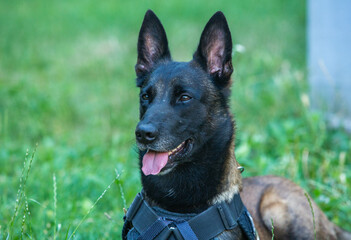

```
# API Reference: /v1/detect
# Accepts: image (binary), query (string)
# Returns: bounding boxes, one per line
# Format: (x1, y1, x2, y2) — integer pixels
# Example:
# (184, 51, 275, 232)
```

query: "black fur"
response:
(130, 10, 351, 240)
(135, 10, 235, 214)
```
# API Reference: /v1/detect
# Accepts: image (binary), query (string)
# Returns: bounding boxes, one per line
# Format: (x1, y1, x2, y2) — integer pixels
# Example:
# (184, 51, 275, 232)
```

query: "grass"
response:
(305, 193, 317, 240)
(0, 0, 350, 239)
(271, 218, 274, 240)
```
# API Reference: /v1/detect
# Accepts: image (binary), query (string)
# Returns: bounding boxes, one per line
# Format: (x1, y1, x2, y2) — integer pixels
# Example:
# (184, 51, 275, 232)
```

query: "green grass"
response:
(0, 0, 350, 239)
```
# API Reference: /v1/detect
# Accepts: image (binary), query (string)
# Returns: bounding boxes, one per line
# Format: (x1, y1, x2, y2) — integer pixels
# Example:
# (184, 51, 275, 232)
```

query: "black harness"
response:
(122, 191, 257, 240)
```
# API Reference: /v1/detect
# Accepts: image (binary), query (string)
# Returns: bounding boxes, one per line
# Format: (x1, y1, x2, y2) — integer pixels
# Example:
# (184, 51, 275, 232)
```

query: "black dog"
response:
(122, 10, 351, 240)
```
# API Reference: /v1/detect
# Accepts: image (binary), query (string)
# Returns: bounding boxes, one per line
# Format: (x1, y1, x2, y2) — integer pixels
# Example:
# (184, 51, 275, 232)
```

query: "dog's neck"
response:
(140, 117, 242, 213)
(210, 137, 242, 205)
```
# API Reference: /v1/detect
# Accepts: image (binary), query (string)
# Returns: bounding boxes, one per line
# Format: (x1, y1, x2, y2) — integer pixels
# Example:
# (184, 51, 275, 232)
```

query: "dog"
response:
(122, 10, 351, 240)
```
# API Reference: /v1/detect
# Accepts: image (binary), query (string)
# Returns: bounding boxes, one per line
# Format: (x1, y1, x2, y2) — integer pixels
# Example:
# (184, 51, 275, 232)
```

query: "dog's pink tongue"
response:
(142, 151, 169, 176)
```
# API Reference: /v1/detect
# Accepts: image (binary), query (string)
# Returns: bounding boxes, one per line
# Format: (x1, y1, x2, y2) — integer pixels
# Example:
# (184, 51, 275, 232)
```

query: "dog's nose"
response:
(135, 123, 158, 144)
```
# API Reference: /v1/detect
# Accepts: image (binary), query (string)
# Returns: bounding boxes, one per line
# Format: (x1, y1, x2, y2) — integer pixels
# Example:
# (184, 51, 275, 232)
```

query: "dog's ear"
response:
(135, 10, 171, 81)
(193, 11, 233, 88)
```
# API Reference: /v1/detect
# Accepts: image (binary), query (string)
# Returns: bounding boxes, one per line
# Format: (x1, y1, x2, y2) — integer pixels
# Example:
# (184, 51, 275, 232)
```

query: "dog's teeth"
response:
(168, 141, 185, 156)
(168, 148, 176, 155)
(176, 142, 183, 150)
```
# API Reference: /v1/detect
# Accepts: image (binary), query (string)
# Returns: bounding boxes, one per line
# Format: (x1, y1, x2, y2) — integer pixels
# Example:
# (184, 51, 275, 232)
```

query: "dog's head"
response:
(135, 10, 234, 177)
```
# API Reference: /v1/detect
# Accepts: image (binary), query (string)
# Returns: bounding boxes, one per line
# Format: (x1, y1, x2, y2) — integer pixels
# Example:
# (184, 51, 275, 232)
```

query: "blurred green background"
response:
(0, 0, 350, 239)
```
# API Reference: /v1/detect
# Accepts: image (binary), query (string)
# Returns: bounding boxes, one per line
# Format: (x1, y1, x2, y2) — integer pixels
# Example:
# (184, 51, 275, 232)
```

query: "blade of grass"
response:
(67, 175, 118, 240)
(8, 149, 29, 237)
(53, 173, 57, 240)
(64, 224, 71, 240)
(115, 169, 127, 209)
(305, 192, 316, 240)
(8, 145, 37, 239)
(271, 218, 274, 240)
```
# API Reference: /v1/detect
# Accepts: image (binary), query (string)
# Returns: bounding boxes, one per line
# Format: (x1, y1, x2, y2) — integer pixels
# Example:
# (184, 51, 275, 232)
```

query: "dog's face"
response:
(136, 62, 211, 176)
(135, 10, 233, 177)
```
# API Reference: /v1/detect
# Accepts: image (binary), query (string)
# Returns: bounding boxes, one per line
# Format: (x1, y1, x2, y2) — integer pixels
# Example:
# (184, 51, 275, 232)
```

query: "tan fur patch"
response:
(211, 136, 242, 204)
(259, 187, 290, 232)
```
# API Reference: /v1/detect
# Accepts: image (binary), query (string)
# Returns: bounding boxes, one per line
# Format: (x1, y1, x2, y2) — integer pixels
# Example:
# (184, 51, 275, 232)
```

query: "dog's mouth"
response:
(141, 139, 193, 176)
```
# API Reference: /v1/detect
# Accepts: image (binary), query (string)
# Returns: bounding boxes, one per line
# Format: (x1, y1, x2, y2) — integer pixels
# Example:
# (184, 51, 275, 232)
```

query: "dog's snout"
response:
(135, 123, 159, 144)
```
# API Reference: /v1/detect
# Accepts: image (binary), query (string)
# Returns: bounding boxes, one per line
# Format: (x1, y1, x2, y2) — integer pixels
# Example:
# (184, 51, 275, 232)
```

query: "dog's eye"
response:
(141, 94, 149, 101)
(179, 94, 192, 102)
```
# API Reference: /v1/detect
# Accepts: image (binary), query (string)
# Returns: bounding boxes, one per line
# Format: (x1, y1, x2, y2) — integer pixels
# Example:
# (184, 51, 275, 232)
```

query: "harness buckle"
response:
(153, 224, 184, 240)
(168, 226, 185, 240)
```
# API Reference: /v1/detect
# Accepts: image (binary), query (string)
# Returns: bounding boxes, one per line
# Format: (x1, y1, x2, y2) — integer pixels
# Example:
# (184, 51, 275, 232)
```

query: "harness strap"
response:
(176, 221, 198, 240)
(137, 218, 171, 240)
(124, 192, 254, 240)
(188, 194, 243, 239)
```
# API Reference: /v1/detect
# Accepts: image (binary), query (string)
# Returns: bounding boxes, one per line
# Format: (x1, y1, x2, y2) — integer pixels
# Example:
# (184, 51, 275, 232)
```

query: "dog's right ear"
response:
(135, 10, 171, 84)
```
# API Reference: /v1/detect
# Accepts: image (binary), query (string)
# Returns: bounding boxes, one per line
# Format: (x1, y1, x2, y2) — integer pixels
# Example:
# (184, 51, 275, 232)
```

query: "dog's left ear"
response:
(193, 11, 233, 88)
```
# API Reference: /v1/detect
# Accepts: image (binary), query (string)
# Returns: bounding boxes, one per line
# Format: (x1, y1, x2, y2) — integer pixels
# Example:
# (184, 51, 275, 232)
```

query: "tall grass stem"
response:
(115, 169, 127, 209)
(67, 175, 118, 240)
(8, 145, 37, 239)
(271, 218, 274, 240)
(305, 192, 316, 240)
(53, 173, 57, 240)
